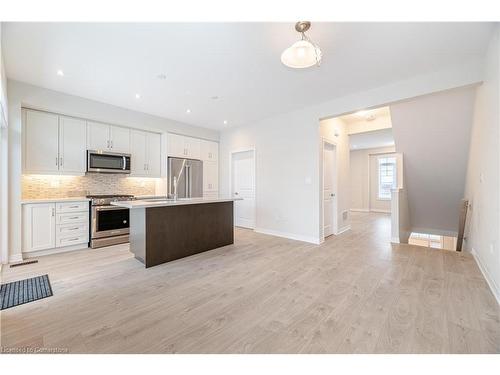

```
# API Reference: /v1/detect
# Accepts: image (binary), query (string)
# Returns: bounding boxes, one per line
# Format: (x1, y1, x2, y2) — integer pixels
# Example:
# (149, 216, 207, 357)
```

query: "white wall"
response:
(464, 25, 500, 303)
(390, 85, 477, 236)
(1, 23, 9, 264)
(220, 59, 484, 244)
(6, 80, 219, 263)
(350, 146, 396, 212)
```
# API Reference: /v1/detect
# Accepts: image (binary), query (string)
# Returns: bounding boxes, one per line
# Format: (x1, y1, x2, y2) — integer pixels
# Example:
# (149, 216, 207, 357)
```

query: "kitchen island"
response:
(112, 197, 242, 268)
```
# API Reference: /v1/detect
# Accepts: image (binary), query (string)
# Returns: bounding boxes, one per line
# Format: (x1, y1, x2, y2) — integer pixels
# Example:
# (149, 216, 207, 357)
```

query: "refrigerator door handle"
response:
(185, 165, 190, 198)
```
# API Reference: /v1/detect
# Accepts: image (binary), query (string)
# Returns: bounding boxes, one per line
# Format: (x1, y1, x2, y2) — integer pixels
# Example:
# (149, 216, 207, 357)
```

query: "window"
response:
(378, 156, 397, 200)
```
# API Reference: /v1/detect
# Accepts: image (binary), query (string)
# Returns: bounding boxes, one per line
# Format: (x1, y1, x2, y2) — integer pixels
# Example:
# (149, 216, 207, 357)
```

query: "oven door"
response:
(87, 150, 131, 174)
(92, 205, 130, 239)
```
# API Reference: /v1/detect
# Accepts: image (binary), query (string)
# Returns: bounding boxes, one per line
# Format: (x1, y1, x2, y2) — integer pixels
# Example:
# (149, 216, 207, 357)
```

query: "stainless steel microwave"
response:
(87, 150, 131, 174)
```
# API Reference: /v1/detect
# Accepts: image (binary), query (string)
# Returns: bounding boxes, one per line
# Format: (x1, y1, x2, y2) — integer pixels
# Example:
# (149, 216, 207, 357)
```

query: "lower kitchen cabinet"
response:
(22, 201, 89, 254)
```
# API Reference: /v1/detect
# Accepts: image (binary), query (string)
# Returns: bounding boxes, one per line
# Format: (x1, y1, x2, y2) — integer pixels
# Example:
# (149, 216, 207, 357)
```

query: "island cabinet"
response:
(114, 198, 240, 268)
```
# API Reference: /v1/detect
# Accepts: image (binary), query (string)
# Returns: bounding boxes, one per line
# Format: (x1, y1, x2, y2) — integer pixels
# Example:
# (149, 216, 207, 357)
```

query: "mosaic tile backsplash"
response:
(22, 174, 157, 199)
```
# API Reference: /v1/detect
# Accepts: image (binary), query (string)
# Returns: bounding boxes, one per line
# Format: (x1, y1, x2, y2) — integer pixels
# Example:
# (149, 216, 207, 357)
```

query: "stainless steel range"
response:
(87, 194, 135, 248)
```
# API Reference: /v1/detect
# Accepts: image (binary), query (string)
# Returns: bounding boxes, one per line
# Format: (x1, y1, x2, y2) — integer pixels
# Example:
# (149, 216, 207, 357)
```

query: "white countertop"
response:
(21, 197, 91, 204)
(111, 197, 242, 209)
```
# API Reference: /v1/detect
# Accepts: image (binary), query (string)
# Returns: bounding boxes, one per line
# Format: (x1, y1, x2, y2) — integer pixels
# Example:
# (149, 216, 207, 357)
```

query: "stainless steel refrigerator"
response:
(167, 157, 203, 198)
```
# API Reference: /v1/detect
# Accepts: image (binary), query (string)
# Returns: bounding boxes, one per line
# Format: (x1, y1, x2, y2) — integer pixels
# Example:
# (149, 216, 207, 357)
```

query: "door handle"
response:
(234, 192, 239, 195)
(330, 193, 335, 197)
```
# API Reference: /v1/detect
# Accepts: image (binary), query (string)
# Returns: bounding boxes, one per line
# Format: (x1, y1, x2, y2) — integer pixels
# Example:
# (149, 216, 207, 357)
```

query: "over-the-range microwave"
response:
(87, 150, 131, 174)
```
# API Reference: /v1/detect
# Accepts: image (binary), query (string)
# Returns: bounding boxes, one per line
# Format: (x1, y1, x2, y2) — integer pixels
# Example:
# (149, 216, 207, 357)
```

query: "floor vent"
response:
(10, 260, 39, 268)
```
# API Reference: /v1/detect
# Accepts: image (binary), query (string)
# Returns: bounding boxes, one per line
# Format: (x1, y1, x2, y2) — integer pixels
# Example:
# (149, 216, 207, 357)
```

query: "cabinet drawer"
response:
(56, 234, 88, 248)
(56, 201, 89, 213)
(56, 212, 89, 225)
(56, 222, 88, 238)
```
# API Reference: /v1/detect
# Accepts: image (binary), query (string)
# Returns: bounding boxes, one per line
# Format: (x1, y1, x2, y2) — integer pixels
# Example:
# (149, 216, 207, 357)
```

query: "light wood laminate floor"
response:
(1, 213, 499, 353)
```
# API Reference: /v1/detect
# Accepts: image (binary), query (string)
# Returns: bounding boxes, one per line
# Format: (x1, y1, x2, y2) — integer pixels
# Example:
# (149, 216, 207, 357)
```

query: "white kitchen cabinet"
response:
(130, 129, 161, 177)
(59, 116, 87, 174)
(130, 129, 148, 176)
(147, 132, 162, 177)
(87, 122, 130, 153)
(201, 140, 219, 161)
(167, 133, 201, 159)
(22, 203, 56, 252)
(87, 121, 110, 151)
(24, 110, 87, 175)
(22, 200, 89, 254)
(203, 160, 218, 192)
(110, 125, 130, 153)
(24, 110, 60, 174)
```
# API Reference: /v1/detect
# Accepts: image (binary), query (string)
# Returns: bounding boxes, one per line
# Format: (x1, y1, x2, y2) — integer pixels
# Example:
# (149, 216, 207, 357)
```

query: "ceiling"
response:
(2, 22, 494, 130)
(340, 106, 391, 124)
(349, 128, 395, 150)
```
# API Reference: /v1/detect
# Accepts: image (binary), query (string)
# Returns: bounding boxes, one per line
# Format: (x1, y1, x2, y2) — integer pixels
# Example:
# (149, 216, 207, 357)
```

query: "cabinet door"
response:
(146, 132, 162, 177)
(22, 203, 56, 252)
(209, 142, 219, 161)
(200, 140, 212, 161)
(167, 133, 185, 158)
(59, 116, 87, 174)
(186, 137, 201, 160)
(110, 125, 130, 153)
(87, 121, 110, 151)
(130, 129, 147, 176)
(24, 110, 60, 174)
(203, 160, 218, 191)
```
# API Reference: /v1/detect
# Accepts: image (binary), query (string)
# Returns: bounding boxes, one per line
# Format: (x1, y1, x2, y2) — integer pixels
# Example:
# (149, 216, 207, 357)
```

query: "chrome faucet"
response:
(173, 176, 178, 201)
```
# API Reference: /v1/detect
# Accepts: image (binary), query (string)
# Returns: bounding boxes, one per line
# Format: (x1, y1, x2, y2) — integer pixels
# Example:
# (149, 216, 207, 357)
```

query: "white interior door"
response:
(231, 150, 255, 229)
(323, 142, 337, 238)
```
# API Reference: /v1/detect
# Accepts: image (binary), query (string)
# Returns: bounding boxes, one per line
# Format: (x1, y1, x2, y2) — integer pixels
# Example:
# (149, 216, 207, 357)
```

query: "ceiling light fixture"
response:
(223, 120, 228, 125)
(56, 69, 64, 76)
(281, 21, 322, 69)
(135, 93, 141, 99)
(186, 109, 191, 114)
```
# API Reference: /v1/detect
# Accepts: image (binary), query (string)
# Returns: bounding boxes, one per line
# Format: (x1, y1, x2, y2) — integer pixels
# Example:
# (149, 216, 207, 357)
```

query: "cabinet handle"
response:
(60, 157, 63, 167)
(67, 238, 79, 242)
(68, 216, 79, 220)
(56, 157, 58, 166)
(111, 140, 113, 148)
(52, 208, 55, 217)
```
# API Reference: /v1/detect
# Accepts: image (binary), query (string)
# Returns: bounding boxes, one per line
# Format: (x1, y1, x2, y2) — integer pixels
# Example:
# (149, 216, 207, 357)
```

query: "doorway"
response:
(230, 149, 255, 229)
(322, 140, 338, 238)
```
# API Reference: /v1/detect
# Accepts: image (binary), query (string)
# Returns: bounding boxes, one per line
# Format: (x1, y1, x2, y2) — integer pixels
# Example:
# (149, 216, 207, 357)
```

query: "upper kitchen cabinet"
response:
(87, 122, 130, 153)
(201, 140, 219, 161)
(130, 129, 161, 177)
(58, 116, 87, 174)
(24, 110, 60, 174)
(167, 133, 200, 160)
(24, 110, 87, 175)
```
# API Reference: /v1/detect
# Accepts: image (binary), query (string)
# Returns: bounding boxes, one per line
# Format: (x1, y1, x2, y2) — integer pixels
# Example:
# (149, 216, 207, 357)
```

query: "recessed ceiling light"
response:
(135, 94, 141, 99)
(56, 69, 64, 76)
(186, 109, 191, 114)
(223, 120, 228, 125)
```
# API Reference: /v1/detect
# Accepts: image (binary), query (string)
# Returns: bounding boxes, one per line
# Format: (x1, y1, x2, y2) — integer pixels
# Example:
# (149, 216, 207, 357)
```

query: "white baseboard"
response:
(391, 236, 401, 244)
(254, 228, 320, 245)
(470, 248, 500, 306)
(336, 225, 351, 235)
(8, 253, 23, 264)
(370, 209, 391, 214)
(350, 208, 369, 212)
(23, 243, 89, 259)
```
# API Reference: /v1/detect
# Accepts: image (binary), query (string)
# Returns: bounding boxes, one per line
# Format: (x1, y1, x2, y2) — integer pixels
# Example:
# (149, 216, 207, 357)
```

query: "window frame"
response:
(377, 156, 397, 201)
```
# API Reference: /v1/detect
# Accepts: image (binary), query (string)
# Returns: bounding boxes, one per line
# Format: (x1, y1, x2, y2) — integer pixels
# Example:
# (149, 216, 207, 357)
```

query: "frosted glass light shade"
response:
(281, 40, 322, 69)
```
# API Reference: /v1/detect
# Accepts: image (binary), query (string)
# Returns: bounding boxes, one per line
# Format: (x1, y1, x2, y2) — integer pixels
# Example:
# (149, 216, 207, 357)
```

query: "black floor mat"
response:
(0, 274, 53, 310)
